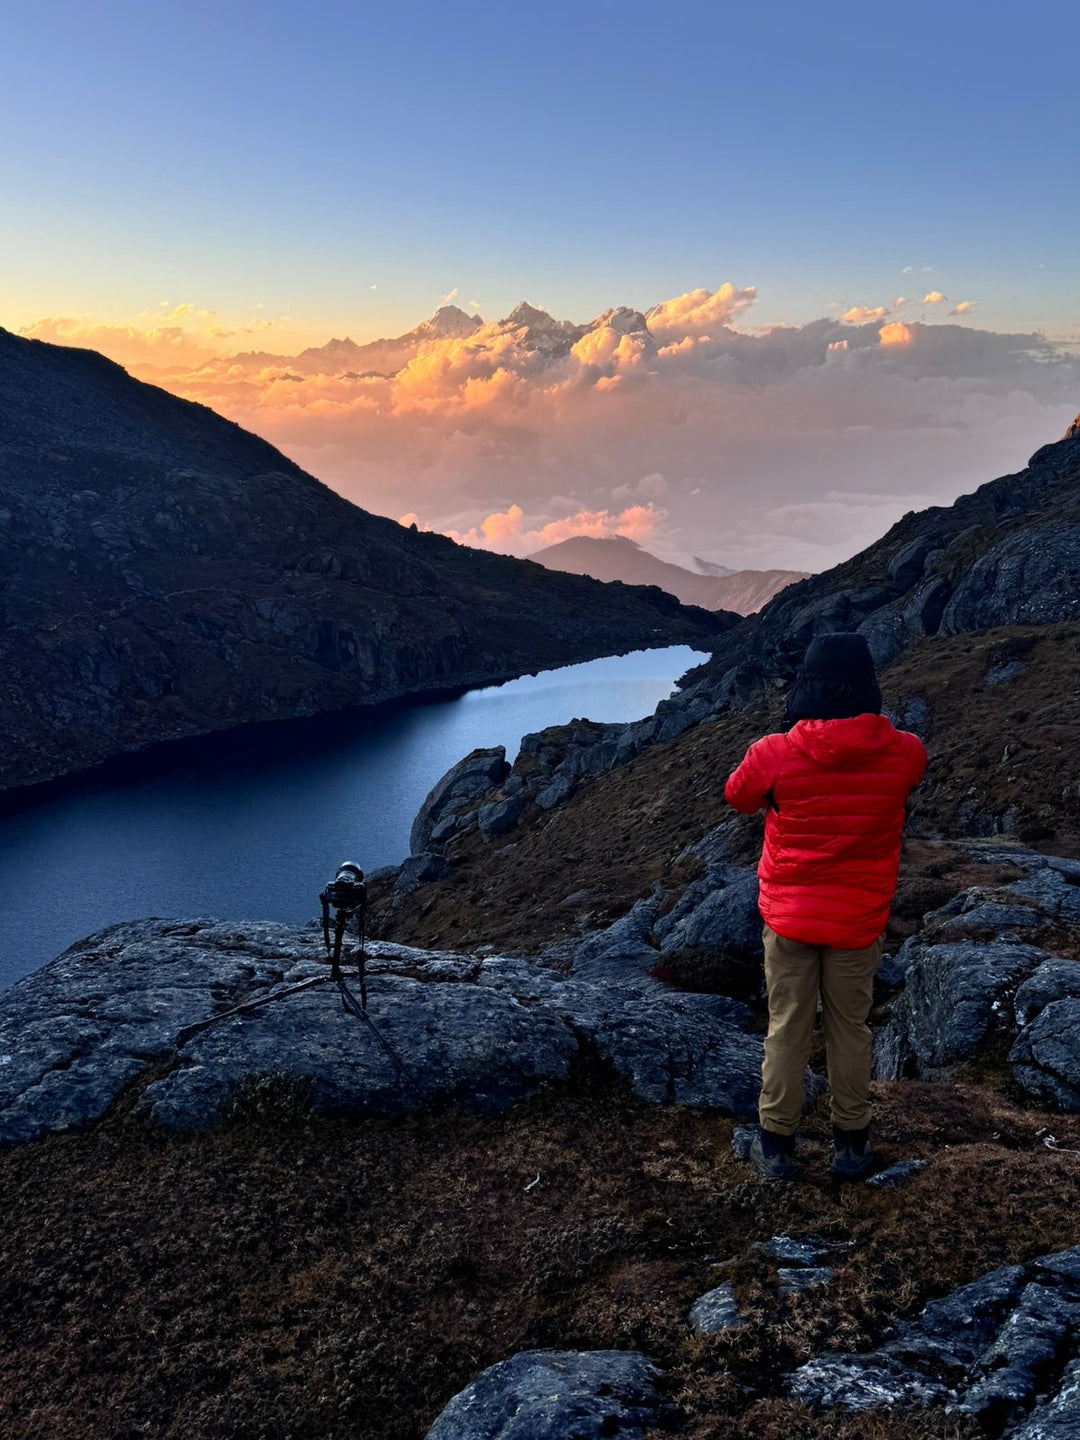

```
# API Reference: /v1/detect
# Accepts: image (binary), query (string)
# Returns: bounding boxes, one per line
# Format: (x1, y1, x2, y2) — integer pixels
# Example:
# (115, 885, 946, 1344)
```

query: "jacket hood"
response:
(786, 713, 898, 764)
(783, 633, 882, 724)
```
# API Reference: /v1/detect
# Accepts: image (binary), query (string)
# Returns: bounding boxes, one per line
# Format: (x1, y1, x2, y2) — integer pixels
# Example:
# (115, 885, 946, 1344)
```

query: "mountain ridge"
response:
(678, 413, 1080, 701)
(530, 534, 807, 614)
(0, 325, 733, 792)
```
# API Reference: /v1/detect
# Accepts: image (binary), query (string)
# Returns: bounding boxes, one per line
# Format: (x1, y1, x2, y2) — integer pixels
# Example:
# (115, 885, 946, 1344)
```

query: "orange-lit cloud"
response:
(950, 300, 976, 315)
(922, 290, 947, 304)
(19, 288, 1075, 572)
(444, 502, 667, 555)
(18, 304, 294, 370)
(570, 325, 650, 369)
(878, 321, 914, 346)
(645, 284, 756, 337)
(842, 305, 890, 324)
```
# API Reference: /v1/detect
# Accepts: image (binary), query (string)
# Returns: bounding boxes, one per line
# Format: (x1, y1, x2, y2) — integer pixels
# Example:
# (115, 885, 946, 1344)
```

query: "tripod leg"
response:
(358, 910, 368, 1011)
(331, 913, 346, 982)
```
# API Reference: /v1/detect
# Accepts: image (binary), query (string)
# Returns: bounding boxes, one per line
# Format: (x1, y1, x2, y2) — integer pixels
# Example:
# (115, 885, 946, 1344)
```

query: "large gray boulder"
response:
(495, 900, 763, 1113)
(478, 794, 525, 838)
(654, 863, 762, 958)
(410, 747, 510, 854)
(550, 981, 761, 1111)
(874, 940, 1048, 1079)
(425, 1349, 664, 1440)
(395, 850, 451, 893)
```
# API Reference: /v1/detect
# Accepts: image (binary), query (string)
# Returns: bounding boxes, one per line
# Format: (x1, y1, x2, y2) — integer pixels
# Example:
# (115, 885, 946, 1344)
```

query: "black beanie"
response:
(783, 632, 882, 725)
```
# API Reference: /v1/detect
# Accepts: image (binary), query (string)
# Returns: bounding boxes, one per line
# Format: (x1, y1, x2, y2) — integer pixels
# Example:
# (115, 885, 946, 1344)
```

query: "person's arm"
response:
(905, 734, 928, 789)
(725, 735, 783, 815)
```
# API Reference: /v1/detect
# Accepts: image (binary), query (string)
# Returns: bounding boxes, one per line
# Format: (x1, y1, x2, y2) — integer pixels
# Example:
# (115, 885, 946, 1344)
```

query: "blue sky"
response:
(2, 0, 1077, 341)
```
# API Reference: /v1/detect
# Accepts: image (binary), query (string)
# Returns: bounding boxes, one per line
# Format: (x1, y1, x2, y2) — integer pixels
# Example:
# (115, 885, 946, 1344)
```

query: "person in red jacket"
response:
(725, 633, 927, 1181)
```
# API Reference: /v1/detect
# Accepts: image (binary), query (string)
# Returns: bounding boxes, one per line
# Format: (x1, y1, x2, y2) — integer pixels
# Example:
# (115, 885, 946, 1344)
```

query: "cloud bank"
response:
(19, 287, 1079, 571)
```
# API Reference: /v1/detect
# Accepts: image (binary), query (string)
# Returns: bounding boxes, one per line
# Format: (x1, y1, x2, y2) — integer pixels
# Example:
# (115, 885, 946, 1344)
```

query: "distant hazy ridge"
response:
(530, 534, 807, 614)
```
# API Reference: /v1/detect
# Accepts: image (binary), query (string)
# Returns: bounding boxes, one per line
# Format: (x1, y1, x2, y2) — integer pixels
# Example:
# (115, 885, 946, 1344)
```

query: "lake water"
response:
(0, 646, 706, 992)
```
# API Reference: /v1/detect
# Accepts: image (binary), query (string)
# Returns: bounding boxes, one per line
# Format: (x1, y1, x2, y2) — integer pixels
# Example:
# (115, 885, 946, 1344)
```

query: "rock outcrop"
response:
(410, 746, 510, 853)
(0, 903, 764, 1145)
(689, 1234, 840, 1335)
(0, 325, 731, 791)
(420, 1243, 1080, 1436)
(790, 1246, 1080, 1433)
(530, 534, 807, 615)
(873, 847, 1080, 1108)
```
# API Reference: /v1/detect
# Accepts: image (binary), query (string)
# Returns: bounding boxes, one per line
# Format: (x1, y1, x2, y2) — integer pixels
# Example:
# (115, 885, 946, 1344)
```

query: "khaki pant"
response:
(759, 922, 883, 1136)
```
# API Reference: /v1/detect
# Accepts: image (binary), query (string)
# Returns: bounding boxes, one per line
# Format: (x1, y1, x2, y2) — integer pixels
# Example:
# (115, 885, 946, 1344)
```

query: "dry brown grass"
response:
(1, 1076, 1078, 1440)
(891, 624, 1080, 854)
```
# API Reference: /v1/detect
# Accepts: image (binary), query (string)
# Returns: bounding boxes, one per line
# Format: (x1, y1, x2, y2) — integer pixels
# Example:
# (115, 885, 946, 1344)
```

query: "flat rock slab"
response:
(0, 917, 321, 1145)
(139, 974, 579, 1128)
(1, 912, 763, 1143)
(425, 1349, 664, 1440)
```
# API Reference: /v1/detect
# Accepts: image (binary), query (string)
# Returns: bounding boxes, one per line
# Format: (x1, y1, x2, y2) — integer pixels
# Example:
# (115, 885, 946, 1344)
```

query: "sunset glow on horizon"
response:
(4, 1, 1078, 573)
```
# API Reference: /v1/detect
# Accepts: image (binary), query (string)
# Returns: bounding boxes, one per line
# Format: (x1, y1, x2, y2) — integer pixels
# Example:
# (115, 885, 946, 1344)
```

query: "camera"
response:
(322, 861, 366, 911)
(320, 860, 369, 985)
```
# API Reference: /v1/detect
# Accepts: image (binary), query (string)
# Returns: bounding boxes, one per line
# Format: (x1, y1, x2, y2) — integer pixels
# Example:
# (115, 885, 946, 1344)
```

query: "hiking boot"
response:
(749, 1127, 798, 1182)
(831, 1125, 874, 1179)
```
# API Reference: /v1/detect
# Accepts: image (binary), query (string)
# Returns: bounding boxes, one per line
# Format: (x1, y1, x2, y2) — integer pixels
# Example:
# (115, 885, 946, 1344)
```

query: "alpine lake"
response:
(0, 646, 707, 991)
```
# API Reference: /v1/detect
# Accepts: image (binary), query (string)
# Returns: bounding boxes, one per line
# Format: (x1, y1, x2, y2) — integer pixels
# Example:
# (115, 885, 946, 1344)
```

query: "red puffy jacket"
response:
(724, 713, 927, 949)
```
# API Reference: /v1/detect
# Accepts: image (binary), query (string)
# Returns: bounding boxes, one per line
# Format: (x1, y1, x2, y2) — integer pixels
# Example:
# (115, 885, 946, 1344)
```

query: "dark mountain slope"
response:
(0, 328, 732, 790)
(530, 534, 807, 614)
(679, 422, 1080, 703)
